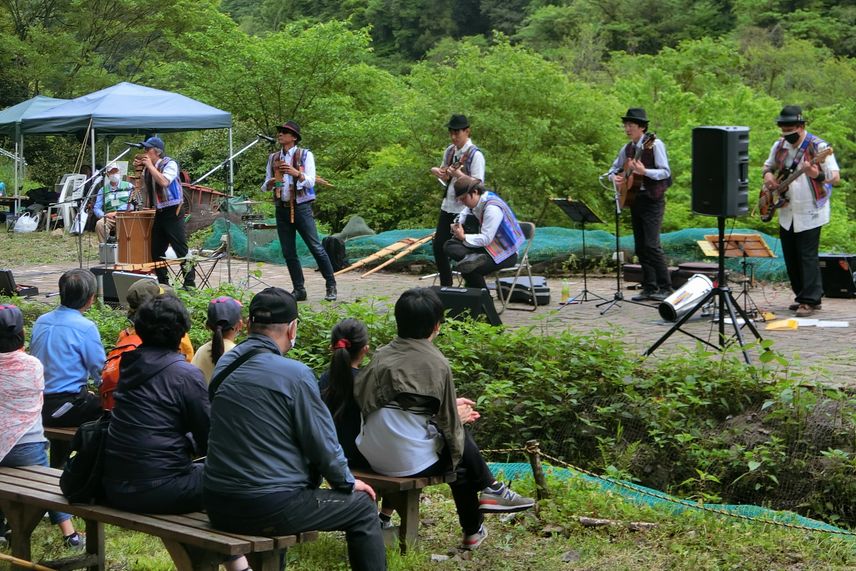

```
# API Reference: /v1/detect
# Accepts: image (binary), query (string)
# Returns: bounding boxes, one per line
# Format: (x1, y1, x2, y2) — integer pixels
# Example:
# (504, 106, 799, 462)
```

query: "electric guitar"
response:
(759, 147, 833, 222)
(617, 133, 656, 209)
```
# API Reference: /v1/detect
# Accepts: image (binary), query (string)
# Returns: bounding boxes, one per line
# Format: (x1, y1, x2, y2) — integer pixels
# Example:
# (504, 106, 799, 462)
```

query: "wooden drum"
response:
(116, 210, 155, 265)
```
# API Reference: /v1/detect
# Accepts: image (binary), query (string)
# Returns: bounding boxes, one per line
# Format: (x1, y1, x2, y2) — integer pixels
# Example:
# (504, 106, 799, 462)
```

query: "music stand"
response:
(645, 217, 764, 364)
(551, 198, 606, 304)
(703, 233, 774, 321)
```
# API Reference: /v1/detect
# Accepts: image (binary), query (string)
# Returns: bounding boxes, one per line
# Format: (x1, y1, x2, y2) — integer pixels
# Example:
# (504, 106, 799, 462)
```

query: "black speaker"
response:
(819, 254, 856, 298)
(91, 267, 119, 303)
(691, 126, 750, 217)
(430, 286, 502, 326)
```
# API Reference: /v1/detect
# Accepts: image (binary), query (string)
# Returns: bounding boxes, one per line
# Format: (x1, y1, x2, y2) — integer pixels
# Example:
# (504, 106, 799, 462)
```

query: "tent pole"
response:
(226, 127, 233, 283)
(13, 126, 20, 211)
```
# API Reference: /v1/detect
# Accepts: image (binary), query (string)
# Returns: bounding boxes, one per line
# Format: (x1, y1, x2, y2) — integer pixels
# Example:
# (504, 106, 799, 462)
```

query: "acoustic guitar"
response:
(758, 147, 833, 222)
(617, 133, 656, 209)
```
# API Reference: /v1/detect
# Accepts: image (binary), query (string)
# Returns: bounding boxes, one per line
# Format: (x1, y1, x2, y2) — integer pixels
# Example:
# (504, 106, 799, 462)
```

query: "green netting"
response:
(204, 220, 789, 282)
(487, 462, 852, 535)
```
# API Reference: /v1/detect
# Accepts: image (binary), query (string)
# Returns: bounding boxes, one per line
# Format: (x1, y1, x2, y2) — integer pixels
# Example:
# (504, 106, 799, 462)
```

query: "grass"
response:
(4, 477, 855, 570)
(0, 228, 93, 266)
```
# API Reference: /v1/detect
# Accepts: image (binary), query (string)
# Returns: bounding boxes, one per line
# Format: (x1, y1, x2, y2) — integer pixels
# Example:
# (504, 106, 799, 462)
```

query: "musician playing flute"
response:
(136, 136, 195, 289)
(430, 114, 485, 286)
(608, 108, 673, 302)
(262, 120, 337, 302)
(762, 105, 839, 317)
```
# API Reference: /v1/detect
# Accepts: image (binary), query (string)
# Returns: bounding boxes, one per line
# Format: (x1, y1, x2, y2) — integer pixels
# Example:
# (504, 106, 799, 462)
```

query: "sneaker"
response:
(461, 524, 488, 550)
(324, 285, 337, 302)
(379, 514, 395, 530)
(631, 290, 655, 302)
(292, 288, 307, 302)
(479, 483, 536, 513)
(64, 532, 85, 550)
(649, 288, 674, 302)
(794, 303, 817, 317)
(455, 253, 489, 274)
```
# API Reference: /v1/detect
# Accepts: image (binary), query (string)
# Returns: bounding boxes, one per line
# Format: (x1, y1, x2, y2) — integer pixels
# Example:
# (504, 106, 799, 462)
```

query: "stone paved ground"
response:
(9, 255, 856, 387)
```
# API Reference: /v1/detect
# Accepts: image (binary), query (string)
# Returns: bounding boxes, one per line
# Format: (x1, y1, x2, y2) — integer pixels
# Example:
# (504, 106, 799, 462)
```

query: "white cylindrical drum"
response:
(658, 274, 713, 322)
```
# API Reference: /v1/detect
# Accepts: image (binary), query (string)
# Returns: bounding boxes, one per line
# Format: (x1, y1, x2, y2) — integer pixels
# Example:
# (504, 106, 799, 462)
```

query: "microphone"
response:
(125, 141, 144, 149)
(258, 133, 276, 143)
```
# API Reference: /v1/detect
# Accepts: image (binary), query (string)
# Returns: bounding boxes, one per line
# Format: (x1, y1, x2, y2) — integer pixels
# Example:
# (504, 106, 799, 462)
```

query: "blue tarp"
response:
(0, 95, 69, 136)
(20, 82, 231, 135)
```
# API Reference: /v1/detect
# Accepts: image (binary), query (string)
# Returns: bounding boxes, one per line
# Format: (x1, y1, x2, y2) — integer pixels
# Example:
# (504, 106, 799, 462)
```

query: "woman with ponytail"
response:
(319, 318, 370, 469)
(191, 296, 243, 383)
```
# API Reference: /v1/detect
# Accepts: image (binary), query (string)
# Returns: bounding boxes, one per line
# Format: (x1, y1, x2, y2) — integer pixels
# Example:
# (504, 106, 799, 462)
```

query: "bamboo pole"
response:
(333, 239, 414, 276)
(360, 234, 434, 278)
(0, 552, 57, 571)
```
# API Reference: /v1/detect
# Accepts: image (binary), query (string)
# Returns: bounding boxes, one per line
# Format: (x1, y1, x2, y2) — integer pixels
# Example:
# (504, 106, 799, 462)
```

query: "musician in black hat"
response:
(608, 107, 673, 301)
(263, 120, 337, 302)
(762, 105, 839, 317)
(429, 114, 486, 286)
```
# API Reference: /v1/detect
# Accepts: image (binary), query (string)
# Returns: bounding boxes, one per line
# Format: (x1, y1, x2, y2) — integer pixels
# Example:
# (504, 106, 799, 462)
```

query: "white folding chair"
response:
(494, 221, 537, 313)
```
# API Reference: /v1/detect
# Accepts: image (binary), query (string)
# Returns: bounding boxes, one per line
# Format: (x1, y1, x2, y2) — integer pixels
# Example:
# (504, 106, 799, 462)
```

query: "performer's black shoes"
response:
(649, 288, 674, 302)
(292, 288, 308, 301)
(631, 290, 655, 302)
(324, 285, 337, 302)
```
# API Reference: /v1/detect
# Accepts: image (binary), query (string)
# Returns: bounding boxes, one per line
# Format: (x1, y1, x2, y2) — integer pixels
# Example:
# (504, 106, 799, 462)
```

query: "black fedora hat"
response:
(447, 114, 470, 130)
(276, 120, 302, 142)
(621, 108, 649, 124)
(776, 105, 805, 125)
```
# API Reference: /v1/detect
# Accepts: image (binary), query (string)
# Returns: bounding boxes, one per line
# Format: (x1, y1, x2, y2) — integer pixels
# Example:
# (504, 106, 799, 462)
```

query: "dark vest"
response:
(623, 141, 670, 200)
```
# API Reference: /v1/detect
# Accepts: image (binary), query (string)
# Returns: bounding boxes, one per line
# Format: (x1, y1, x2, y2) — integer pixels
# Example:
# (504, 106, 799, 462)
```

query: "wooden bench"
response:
(43, 426, 76, 467)
(0, 465, 317, 571)
(352, 469, 455, 553)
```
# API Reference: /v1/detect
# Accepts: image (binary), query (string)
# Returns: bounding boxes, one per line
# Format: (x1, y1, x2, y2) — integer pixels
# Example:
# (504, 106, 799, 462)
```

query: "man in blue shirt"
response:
(30, 269, 105, 427)
(204, 287, 385, 571)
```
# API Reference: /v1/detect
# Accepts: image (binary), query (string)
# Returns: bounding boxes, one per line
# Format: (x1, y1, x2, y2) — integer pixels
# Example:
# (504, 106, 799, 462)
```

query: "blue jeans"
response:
(0, 441, 72, 524)
(275, 202, 336, 289)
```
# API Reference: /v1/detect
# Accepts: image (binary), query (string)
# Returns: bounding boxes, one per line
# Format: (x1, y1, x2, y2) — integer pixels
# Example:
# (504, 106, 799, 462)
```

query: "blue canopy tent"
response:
(0, 95, 69, 203)
(20, 82, 235, 197)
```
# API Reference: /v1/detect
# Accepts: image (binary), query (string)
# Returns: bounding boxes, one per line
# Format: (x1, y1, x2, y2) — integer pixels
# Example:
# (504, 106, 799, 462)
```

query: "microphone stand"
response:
(595, 173, 648, 315)
(192, 134, 275, 286)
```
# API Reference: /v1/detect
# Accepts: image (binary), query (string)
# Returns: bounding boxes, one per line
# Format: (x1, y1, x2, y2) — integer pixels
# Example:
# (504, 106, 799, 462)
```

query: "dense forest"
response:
(2, 0, 855, 247)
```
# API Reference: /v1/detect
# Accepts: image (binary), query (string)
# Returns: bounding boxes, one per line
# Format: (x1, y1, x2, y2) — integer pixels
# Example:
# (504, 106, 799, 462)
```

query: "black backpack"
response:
(322, 235, 349, 272)
(60, 412, 111, 503)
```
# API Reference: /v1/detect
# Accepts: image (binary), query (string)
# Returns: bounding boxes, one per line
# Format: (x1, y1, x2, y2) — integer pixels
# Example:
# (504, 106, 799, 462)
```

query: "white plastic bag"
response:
(13, 212, 39, 233)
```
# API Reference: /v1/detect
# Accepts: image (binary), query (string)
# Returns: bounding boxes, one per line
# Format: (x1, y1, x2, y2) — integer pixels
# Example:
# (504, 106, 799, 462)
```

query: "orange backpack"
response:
(100, 328, 141, 411)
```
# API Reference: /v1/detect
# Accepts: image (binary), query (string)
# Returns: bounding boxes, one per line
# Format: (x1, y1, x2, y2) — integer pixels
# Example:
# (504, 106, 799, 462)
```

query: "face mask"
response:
(784, 132, 800, 145)
(109, 174, 121, 185)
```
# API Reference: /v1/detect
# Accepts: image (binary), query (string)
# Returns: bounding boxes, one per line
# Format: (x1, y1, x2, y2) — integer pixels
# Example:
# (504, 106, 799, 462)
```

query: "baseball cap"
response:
(249, 287, 298, 324)
(0, 304, 23, 336)
(207, 296, 243, 329)
(126, 279, 175, 317)
(141, 136, 165, 151)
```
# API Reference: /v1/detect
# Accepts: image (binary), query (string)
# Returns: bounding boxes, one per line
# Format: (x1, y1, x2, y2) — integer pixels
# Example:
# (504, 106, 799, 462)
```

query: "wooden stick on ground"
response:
(333, 239, 415, 276)
(0, 552, 57, 571)
(360, 234, 434, 278)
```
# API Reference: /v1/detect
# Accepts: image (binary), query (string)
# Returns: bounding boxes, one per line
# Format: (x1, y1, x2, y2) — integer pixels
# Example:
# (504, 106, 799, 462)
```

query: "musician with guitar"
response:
(608, 108, 673, 302)
(762, 105, 839, 317)
(429, 114, 485, 286)
(263, 120, 337, 302)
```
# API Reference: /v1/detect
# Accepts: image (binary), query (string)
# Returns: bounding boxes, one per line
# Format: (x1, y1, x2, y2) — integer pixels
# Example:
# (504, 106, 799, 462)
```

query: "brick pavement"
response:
(8, 259, 856, 386)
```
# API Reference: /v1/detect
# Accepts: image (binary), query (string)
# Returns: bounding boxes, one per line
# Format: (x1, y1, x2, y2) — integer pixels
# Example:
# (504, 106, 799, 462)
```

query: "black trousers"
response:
(205, 486, 386, 571)
(630, 192, 671, 292)
(104, 463, 204, 514)
(412, 430, 495, 536)
(443, 238, 518, 289)
(433, 210, 458, 286)
(41, 388, 102, 428)
(779, 223, 823, 305)
(151, 206, 194, 287)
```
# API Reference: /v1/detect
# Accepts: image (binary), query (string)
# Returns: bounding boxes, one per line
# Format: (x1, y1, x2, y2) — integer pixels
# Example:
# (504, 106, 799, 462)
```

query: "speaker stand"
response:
(644, 216, 764, 364)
